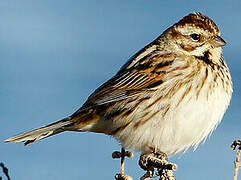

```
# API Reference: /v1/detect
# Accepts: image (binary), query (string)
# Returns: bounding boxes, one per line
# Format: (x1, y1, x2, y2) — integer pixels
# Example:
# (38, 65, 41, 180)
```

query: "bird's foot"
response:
(139, 151, 177, 180)
(112, 148, 134, 180)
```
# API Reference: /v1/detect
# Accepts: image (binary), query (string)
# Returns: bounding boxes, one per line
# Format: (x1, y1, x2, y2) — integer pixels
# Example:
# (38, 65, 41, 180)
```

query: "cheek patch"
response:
(179, 43, 197, 52)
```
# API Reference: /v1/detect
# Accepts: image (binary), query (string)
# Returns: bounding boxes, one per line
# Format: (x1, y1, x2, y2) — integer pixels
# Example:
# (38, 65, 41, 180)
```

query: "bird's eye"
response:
(190, 33, 200, 41)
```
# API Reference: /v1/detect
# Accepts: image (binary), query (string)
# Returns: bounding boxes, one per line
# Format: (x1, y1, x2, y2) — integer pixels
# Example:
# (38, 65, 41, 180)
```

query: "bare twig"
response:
(112, 148, 134, 180)
(231, 140, 241, 180)
(0, 163, 11, 180)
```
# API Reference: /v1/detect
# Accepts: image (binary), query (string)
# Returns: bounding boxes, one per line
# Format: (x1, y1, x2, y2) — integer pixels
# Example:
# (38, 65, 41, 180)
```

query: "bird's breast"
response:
(112, 65, 232, 156)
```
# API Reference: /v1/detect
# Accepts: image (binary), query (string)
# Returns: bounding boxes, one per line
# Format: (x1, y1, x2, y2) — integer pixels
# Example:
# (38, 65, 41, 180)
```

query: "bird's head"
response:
(163, 13, 226, 65)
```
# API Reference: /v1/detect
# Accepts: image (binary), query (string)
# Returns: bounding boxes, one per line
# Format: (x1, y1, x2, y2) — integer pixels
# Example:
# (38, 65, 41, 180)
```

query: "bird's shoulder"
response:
(72, 44, 179, 116)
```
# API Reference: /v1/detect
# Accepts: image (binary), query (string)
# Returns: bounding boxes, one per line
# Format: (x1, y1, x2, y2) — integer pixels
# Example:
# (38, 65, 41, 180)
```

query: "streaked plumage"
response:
(5, 13, 233, 156)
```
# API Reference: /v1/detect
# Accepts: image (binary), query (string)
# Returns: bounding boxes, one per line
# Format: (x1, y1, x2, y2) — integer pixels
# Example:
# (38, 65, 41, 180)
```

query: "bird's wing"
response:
(72, 44, 174, 115)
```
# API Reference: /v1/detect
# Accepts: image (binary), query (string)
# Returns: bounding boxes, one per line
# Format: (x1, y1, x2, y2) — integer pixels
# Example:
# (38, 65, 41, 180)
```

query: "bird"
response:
(5, 12, 232, 160)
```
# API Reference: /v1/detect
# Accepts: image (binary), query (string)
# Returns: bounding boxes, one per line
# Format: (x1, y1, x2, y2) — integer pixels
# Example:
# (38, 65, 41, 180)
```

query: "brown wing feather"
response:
(72, 49, 174, 115)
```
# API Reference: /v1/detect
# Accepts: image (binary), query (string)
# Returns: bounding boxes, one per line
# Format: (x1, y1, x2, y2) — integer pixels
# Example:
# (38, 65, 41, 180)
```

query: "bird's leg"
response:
(112, 148, 134, 180)
(139, 151, 177, 180)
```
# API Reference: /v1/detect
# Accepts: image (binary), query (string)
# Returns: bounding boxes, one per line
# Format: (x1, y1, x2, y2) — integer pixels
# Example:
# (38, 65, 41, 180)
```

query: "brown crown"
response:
(175, 12, 220, 35)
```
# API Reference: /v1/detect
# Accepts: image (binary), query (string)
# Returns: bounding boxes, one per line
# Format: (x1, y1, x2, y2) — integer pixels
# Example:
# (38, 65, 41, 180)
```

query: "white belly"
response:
(115, 73, 232, 156)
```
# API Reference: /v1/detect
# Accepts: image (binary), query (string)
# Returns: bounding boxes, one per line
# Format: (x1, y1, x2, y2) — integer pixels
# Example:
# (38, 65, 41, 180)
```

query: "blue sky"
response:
(0, 1, 240, 180)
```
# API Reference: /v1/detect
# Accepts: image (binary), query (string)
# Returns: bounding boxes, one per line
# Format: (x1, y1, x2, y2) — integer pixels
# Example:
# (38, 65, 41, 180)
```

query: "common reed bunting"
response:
(6, 13, 233, 160)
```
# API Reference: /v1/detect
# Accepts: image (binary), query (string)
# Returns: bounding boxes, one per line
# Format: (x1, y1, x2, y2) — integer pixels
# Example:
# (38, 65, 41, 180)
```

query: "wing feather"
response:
(73, 44, 175, 115)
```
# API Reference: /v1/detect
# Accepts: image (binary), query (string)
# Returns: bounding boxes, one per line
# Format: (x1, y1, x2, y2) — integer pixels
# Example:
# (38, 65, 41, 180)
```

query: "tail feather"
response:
(5, 117, 73, 146)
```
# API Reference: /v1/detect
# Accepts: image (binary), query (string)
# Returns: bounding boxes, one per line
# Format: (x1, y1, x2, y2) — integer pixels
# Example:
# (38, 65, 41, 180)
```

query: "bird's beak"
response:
(210, 35, 226, 47)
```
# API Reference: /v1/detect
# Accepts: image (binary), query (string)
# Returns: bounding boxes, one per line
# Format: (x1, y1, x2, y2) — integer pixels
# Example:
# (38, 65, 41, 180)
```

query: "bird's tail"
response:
(4, 117, 73, 146)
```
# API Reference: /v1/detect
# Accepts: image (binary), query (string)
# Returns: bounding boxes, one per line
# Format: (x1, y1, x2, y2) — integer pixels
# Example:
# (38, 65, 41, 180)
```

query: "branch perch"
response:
(231, 140, 241, 180)
(0, 163, 11, 180)
(112, 148, 134, 180)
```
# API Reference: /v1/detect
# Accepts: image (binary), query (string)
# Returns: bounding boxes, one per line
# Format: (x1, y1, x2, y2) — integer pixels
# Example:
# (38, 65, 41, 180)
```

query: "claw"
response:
(139, 151, 177, 180)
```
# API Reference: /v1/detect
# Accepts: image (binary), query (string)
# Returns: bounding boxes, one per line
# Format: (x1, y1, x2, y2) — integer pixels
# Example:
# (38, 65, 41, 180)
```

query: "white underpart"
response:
(159, 68, 230, 155)
(113, 62, 232, 156)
